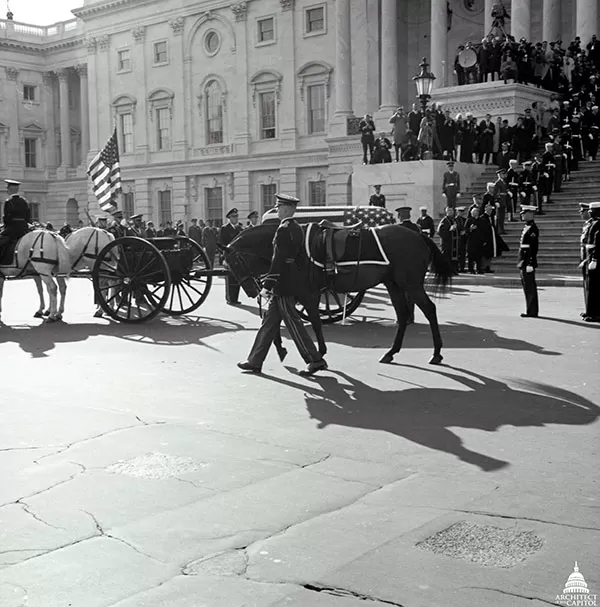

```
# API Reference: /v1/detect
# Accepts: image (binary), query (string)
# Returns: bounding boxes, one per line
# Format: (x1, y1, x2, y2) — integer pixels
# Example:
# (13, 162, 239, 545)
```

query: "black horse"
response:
(223, 222, 453, 365)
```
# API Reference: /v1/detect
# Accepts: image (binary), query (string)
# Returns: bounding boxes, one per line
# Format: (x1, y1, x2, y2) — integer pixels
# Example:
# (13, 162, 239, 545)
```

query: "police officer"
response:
(0, 179, 30, 261)
(220, 208, 244, 305)
(582, 202, 600, 322)
(237, 194, 328, 376)
(517, 205, 539, 318)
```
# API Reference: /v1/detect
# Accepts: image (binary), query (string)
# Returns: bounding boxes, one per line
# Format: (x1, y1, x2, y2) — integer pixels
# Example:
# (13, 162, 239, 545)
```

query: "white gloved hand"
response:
(450, 225, 456, 231)
(260, 288, 271, 299)
(533, 186, 538, 191)
(589, 260, 597, 270)
(457, 193, 461, 198)
(526, 265, 534, 273)
(520, 192, 526, 197)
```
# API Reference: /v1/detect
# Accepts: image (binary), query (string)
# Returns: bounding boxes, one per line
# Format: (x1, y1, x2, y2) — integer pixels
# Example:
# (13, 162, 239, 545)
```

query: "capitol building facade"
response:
(0, 0, 596, 227)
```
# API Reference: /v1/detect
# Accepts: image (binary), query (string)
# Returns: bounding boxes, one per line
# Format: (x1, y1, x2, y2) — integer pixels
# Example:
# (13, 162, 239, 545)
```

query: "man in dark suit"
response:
(407, 103, 423, 136)
(437, 206, 459, 275)
(238, 194, 328, 375)
(188, 218, 203, 243)
(358, 113, 376, 164)
(517, 205, 539, 318)
(0, 179, 30, 262)
(478, 114, 496, 164)
(496, 141, 513, 171)
(220, 208, 244, 305)
(396, 206, 420, 323)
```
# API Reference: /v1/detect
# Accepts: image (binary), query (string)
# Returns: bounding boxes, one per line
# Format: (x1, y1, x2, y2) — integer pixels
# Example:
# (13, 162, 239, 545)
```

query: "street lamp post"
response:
(412, 57, 436, 113)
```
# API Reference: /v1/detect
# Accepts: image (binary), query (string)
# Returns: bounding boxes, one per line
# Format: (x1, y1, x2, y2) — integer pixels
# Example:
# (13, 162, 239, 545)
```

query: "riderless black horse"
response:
(222, 221, 453, 365)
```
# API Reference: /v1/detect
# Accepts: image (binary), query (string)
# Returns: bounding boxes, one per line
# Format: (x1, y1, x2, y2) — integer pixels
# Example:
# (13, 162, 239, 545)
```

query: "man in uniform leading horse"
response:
(237, 194, 328, 376)
(0, 179, 30, 264)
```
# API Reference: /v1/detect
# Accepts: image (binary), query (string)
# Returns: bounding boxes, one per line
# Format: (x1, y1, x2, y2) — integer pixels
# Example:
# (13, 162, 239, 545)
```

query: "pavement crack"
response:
(299, 453, 331, 468)
(18, 501, 66, 530)
(0, 445, 66, 453)
(303, 583, 405, 606)
(450, 509, 600, 532)
(464, 586, 561, 605)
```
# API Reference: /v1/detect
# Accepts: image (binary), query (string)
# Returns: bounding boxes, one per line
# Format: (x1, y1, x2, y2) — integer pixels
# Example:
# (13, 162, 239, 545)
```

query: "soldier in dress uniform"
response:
(539, 142, 556, 207)
(530, 154, 545, 215)
(416, 206, 435, 237)
(579, 203, 592, 318)
(108, 209, 132, 239)
(517, 205, 539, 318)
(437, 206, 459, 275)
(237, 194, 328, 376)
(0, 179, 31, 261)
(455, 206, 468, 273)
(441, 161, 461, 208)
(506, 158, 520, 222)
(492, 168, 509, 234)
(130, 214, 145, 237)
(369, 185, 386, 208)
(518, 161, 536, 207)
(581, 201, 600, 322)
(220, 208, 244, 305)
(247, 210, 259, 228)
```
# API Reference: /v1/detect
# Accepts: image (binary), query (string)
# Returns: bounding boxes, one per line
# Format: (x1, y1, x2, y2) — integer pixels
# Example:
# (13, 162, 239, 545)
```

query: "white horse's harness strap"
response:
(29, 232, 58, 266)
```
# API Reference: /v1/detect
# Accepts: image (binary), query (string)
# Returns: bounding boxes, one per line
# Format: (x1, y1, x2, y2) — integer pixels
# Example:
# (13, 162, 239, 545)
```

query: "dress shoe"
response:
(484, 268, 495, 273)
(227, 301, 240, 306)
(237, 361, 262, 373)
(299, 360, 328, 377)
(520, 313, 538, 318)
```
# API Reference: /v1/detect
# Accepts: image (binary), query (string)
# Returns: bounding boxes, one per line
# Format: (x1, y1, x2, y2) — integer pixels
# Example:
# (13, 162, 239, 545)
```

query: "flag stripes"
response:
(87, 128, 122, 213)
(262, 206, 396, 227)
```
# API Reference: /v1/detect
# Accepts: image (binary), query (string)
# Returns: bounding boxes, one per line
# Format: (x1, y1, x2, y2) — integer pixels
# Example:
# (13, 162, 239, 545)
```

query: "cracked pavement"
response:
(0, 279, 598, 606)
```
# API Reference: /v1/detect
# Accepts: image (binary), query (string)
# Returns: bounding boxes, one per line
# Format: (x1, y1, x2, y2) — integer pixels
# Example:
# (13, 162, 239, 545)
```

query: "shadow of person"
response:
(319, 320, 562, 356)
(0, 315, 246, 357)
(536, 316, 600, 330)
(291, 367, 599, 472)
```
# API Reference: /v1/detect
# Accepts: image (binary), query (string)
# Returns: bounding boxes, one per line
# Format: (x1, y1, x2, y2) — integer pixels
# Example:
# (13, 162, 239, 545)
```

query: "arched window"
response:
(205, 80, 223, 144)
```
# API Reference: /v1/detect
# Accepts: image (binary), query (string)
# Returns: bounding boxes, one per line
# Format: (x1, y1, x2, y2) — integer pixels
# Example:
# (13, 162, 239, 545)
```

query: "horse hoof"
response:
(44, 316, 58, 324)
(379, 354, 394, 364)
(33, 311, 44, 318)
(93, 309, 104, 318)
(42, 310, 50, 317)
(429, 354, 443, 365)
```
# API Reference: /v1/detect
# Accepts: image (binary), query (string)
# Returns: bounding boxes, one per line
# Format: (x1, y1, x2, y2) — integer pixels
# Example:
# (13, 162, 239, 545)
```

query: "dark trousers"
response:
(458, 239, 467, 272)
(225, 276, 240, 303)
(520, 269, 539, 316)
(361, 139, 374, 164)
(393, 143, 401, 161)
(247, 295, 322, 367)
(478, 152, 492, 164)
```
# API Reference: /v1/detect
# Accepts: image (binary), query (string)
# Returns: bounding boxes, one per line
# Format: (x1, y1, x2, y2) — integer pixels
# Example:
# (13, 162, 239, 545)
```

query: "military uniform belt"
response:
(520, 244, 530, 248)
(522, 181, 532, 185)
(447, 183, 456, 186)
(11, 218, 27, 222)
(509, 182, 518, 186)
(585, 244, 595, 249)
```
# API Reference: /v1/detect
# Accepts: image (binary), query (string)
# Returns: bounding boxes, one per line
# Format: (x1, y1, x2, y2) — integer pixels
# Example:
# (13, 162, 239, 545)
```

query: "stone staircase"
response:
(460, 159, 600, 275)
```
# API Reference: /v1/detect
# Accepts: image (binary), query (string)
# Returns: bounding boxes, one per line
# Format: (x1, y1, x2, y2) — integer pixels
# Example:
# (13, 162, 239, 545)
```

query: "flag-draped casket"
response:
(261, 206, 396, 227)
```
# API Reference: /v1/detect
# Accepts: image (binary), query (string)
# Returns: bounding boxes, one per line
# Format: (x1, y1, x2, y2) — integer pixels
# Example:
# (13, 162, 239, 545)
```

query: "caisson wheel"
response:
(296, 289, 365, 324)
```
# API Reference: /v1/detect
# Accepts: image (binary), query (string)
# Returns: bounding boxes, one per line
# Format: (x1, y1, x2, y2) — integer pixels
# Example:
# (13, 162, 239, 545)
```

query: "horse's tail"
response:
(423, 236, 453, 296)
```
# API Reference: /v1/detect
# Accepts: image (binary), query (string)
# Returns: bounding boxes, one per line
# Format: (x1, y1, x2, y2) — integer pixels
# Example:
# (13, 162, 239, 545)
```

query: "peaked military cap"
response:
(111, 209, 123, 217)
(247, 211, 259, 219)
(274, 194, 299, 207)
(4, 179, 21, 185)
(395, 206, 412, 213)
(130, 214, 143, 221)
(225, 208, 239, 218)
(588, 202, 600, 209)
(520, 205, 537, 212)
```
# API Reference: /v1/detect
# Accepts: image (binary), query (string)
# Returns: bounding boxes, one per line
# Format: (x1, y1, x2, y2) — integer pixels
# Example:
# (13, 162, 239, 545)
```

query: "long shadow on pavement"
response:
(265, 366, 598, 472)
(0, 315, 246, 358)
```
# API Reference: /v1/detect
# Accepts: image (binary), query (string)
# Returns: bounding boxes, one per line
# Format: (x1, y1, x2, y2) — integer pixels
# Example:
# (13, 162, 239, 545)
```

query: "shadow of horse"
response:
(261, 367, 598, 472)
(0, 315, 246, 358)
(318, 320, 562, 356)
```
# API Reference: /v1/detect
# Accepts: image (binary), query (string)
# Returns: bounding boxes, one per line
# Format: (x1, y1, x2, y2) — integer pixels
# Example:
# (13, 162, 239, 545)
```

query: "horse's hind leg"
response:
(0, 276, 5, 324)
(410, 286, 443, 365)
(33, 275, 46, 318)
(41, 276, 59, 322)
(57, 277, 67, 320)
(380, 279, 411, 364)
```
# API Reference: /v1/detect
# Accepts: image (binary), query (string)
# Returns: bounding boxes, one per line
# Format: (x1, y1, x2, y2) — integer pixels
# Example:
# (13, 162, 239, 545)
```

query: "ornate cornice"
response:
(98, 34, 110, 51)
(231, 1, 248, 21)
(280, 0, 294, 10)
(56, 68, 70, 82)
(169, 17, 184, 35)
(6, 67, 19, 80)
(76, 64, 88, 77)
(86, 37, 97, 54)
(132, 25, 145, 43)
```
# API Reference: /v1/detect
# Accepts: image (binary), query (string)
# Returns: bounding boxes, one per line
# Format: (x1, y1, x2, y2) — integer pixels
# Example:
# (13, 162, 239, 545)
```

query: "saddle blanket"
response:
(262, 205, 396, 228)
(305, 223, 390, 268)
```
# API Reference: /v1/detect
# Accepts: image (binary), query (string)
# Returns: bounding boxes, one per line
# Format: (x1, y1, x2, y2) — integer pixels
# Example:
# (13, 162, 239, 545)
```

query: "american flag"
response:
(87, 129, 122, 213)
(262, 206, 396, 228)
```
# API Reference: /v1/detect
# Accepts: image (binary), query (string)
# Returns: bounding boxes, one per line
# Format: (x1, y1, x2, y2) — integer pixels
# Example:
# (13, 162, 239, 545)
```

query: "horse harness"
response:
(69, 228, 105, 272)
(0, 230, 60, 279)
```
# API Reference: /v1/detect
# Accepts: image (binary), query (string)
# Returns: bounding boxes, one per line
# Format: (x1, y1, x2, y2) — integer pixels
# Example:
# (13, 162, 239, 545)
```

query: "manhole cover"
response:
(416, 521, 544, 568)
(106, 452, 204, 479)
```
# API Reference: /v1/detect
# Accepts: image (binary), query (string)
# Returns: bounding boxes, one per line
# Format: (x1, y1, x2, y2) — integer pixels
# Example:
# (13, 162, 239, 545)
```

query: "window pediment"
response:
(113, 94, 137, 123)
(297, 61, 332, 100)
(20, 122, 46, 145)
(148, 88, 174, 120)
(250, 69, 283, 107)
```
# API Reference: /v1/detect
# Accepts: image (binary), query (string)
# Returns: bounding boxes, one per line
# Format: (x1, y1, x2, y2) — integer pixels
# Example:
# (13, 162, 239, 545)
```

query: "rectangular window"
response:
(259, 92, 276, 140)
(120, 113, 133, 154)
(123, 192, 134, 218)
(23, 85, 35, 101)
(30, 202, 40, 222)
(261, 183, 277, 214)
(306, 6, 325, 33)
(153, 41, 168, 64)
(156, 107, 171, 150)
(309, 180, 326, 206)
(206, 187, 223, 227)
(258, 17, 274, 42)
(117, 49, 131, 71)
(24, 138, 37, 168)
(307, 84, 325, 134)
(159, 190, 172, 225)
(206, 90, 223, 145)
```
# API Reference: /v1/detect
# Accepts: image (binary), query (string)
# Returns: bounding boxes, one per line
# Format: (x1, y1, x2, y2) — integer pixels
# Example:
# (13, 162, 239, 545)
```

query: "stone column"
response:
(57, 68, 71, 169)
(233, 170, 250, 217)
(172, 175, 187, 222)
(6, 67, 21, 172)
(77, 64, 89, 166)
(134, 179, 151, 222)
(42, 72, 57, 172)
(334, 0, 352, 116)
(430, 0, 447, 89)
(576, 0, 598, 46)
(379, 0, 398, 110)
(169, 17, 186, 160)
(510, 0, 531, 43)
(542, 0, 561, 42)
(278, 0, 297, 150)
(232, 4, 250, 154)
(485, 0, 494, 35)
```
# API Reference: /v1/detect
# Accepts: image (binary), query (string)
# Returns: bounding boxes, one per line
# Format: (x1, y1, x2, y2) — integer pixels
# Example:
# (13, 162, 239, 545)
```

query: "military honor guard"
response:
(506, 158, 521, 221)
(517, 205, 539, 318)
(369, 185, 386, 208)
(247, 210, 259, 228)
(581, 202, 600, 322)
(437, 206, 459, 275)
(130, 214, 145, 237)
(492, 169, 509, 234)
(441, 161, 461, 208)
(0, 179, 31, 262)
(540, 142, 556, 205)
(395, 206, 420, 233)
(220, 208, 244, 305)
(187, 218, 203, 244)
(416, 206, 435, 237)
(519, 161, 536, 207)
(237, 194, 328, 376)
(108, 209, 132, 239)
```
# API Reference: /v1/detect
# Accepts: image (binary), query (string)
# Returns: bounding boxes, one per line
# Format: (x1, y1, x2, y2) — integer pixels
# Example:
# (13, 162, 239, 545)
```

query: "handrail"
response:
(0, 17, 80, 38)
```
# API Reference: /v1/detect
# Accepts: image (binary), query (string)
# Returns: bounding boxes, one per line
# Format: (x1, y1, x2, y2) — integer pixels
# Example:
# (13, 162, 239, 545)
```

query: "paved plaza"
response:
(0, 277, 598, 607)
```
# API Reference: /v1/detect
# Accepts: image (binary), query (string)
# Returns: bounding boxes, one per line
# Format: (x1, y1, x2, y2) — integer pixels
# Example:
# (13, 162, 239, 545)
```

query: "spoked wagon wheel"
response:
(158, 237, 213, 316)
(296, 289, 365, 324)
(92, 237, 171, 323)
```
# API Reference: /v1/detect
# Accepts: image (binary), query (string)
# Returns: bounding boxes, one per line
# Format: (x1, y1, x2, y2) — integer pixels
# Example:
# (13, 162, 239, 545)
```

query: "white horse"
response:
(0, 227, 114, 323)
